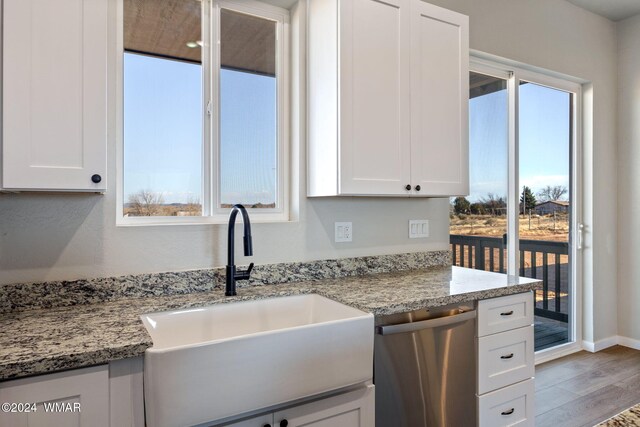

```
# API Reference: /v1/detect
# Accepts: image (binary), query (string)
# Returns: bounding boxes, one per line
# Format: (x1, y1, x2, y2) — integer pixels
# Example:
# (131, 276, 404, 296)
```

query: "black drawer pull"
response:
(280, 420, 289, 427)
(500, 353, 514, 359)
(263, 424, 271, 427)
(501, 408, 515, 416)
(500, 310, 514, 316)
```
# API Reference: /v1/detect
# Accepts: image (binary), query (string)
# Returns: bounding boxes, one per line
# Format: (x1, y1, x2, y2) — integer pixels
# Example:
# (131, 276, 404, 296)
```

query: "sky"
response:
(124, 53, 203, 204)
(468, 80, 571, 203)
(125, 53, 570, 207)
(124, 53, 276, 206)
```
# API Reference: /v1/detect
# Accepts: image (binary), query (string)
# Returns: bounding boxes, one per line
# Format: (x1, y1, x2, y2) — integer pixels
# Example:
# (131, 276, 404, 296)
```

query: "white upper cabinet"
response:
(307, 0, 468, 197)
(410, 1, 468, 196)
(2, 0, 107, 192)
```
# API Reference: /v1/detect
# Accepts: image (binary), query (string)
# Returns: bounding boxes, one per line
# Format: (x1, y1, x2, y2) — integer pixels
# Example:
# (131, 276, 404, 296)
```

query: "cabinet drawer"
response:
(478, 326, 534, 394)
(478, 292, 533, 337)
(478, 379, 534, 427)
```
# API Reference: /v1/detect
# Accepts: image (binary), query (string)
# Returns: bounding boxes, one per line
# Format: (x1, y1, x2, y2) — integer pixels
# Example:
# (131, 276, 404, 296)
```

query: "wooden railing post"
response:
(475, 240, 485, 270)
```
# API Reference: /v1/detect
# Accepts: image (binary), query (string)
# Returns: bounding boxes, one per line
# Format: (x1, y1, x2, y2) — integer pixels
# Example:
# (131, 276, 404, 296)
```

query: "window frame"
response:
(116, 0, 290, 226)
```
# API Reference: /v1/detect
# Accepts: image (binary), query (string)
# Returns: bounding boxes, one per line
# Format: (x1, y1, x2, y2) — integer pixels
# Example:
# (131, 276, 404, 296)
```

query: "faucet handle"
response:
(235, 262, 254, 281)
(244, 262, 254, 277)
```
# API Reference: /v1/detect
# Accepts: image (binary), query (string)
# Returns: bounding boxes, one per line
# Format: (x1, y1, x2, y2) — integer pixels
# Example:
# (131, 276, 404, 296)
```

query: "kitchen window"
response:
(118, 0, 289, 224)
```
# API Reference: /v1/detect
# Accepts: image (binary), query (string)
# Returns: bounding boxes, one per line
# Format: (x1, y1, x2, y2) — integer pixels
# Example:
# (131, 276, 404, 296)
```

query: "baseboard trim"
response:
(618, 335, 640, 350)
(535, 343, 582, 365)
(582, 336, 618, 352)
(583, 335, 640, 352)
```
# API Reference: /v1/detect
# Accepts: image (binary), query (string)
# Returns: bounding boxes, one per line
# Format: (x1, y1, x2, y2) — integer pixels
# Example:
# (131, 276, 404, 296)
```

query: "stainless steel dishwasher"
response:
(374, 303, 477, 427)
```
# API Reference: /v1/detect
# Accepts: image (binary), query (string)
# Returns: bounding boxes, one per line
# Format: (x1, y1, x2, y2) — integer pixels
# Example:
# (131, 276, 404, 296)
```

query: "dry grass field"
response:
(450, 213, 570, 286)
(450, 213, 569, 242)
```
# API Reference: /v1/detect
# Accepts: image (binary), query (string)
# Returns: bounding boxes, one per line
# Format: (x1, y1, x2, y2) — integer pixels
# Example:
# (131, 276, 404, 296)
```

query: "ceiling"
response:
(469, 72, 505, 99)
(124, 0, 277, 76)
(124, 0, 202, 63)
(565, 0, 640, 21)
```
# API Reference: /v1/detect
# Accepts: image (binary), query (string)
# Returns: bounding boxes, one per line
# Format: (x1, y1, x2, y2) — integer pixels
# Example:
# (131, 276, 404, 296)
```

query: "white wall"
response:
(617, 13, 640, 344)
(0, 0, 620, 344)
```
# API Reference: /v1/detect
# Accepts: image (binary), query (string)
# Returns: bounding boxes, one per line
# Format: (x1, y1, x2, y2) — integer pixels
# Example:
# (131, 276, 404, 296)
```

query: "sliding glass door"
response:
(450, 60, 581, 357)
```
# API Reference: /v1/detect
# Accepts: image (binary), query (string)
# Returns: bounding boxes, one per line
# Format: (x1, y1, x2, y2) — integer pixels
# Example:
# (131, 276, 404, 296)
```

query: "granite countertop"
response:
(0, 265, 540, 380)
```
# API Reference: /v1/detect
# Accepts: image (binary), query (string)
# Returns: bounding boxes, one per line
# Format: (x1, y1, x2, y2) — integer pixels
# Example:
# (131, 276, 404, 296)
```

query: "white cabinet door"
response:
(274, 385, 374, 427)
(338, 0, 411, 196)
(2, 0, 107, 191)
(409, 1, 468, 196)
(0, 365, 109, 427)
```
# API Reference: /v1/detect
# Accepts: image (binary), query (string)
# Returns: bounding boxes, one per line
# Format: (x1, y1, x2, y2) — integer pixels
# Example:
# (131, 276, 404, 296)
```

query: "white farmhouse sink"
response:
(142, 294, 374, 427)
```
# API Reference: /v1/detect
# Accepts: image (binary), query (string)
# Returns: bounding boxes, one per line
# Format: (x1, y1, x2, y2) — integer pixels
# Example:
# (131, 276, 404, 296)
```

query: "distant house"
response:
(536, 200, 569, 215)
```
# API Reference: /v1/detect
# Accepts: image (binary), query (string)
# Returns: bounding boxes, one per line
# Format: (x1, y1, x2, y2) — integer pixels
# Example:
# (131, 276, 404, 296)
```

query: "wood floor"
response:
(535, 345, 640, 427)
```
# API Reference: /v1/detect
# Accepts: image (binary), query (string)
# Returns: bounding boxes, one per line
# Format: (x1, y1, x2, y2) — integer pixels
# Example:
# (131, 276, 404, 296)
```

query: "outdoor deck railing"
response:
(450, 234, 569, 322)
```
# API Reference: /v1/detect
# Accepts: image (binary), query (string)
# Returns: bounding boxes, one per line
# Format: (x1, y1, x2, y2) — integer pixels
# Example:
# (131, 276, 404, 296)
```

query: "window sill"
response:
(116, 212, 291, 227)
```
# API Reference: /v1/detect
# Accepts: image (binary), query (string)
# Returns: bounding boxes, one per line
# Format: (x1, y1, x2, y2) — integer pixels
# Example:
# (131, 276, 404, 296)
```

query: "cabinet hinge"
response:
(206, 100, 212, 117)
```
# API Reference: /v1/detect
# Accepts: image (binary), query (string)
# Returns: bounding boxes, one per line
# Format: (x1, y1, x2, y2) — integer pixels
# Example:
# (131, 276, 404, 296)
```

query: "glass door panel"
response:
(450, 72, 509, 272)
(518, 81, 573, 351)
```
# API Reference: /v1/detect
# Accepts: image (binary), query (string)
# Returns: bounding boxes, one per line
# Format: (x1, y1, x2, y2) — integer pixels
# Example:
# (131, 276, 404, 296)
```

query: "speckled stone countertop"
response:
(0, 264, 540, 381)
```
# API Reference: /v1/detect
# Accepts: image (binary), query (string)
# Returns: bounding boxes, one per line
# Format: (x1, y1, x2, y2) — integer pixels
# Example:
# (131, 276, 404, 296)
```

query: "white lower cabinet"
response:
(0, 360, 371, 427)
(477, 292, 534, 337)
(477, 326, 535, 394)
(477, 292, 535, 427)
(0, 365, 109, 427)
(477, 379, 535, 427)
(0, 359, 144, 427)
(224, 385, 375, 427)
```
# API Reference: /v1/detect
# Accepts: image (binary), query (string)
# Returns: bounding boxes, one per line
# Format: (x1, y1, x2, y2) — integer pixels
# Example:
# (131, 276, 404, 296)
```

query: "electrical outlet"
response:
(335, 222, 353, 242)
(409, 220, 429, 238)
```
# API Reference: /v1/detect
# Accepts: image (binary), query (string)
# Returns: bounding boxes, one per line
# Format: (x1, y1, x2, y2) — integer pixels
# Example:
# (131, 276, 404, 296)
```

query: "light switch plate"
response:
(409, 220, 429, 238)
(335, 222, 353, 242)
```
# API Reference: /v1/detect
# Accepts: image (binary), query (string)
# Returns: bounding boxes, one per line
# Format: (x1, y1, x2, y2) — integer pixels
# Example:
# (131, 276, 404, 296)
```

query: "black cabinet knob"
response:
(405, 184, 411, 191)
(91, 174, 102, 184)
(415, 185, 421, 191)
(280, 420, 288, 427)
(263, 424, 271, 427)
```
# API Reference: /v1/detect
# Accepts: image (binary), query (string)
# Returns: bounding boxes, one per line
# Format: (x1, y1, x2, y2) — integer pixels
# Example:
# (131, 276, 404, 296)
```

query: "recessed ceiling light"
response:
(186, 41, 199, 48)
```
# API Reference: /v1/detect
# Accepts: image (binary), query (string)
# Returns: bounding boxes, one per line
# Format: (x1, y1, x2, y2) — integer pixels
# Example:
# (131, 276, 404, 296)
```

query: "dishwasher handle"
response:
(377, 309, 476, 335)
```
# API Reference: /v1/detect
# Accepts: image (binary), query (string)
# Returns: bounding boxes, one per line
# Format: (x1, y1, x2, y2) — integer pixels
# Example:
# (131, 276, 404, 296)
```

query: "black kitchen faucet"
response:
(225, 204, 254, 296)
